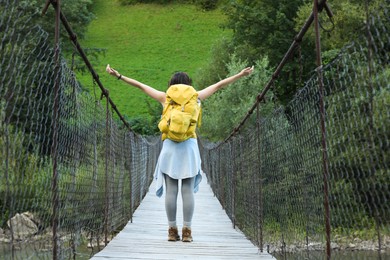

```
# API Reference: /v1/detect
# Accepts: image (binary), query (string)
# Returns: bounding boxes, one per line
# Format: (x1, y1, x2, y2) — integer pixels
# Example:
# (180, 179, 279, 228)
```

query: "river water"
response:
(273, 250, 390, 259)
(2, 244, 390, 259)
(0, 243, 93, 259)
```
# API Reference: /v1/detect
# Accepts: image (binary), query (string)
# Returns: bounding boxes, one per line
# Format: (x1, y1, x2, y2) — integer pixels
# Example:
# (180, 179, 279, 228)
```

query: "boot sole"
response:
(168, 236, 181, 242)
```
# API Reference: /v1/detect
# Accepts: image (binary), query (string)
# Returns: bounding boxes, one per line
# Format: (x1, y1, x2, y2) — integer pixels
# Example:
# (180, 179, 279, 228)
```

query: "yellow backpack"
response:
(158, 84, 201, 142)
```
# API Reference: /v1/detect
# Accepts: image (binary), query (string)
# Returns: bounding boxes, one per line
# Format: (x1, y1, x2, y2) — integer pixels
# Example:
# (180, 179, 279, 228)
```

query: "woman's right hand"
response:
(106, 64, 120, 78)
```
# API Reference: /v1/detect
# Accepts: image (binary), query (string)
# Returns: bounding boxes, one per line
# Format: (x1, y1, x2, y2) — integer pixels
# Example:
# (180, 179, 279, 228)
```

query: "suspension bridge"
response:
(1, 0, 389, 259)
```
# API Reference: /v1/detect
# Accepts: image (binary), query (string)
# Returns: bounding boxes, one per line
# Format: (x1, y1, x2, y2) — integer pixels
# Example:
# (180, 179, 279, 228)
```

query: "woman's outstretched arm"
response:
(106, 64, 166, 105)
(197, 66, 254, 100)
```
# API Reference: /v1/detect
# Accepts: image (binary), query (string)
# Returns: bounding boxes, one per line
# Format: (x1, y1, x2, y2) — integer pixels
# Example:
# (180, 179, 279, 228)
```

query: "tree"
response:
(222, 0, 309, 104)
(0, 0, 95, 156)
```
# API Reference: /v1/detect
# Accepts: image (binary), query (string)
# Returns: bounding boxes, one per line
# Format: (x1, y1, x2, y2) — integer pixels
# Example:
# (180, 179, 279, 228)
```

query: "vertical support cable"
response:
(129, 133, 134, 223)
(219, 150, 225, 208)
(231, 142, 236, 228)
(4, 125, 15, 258)
(256, 105, 264, 252)
(51, 0, 61, 259)
(364, 1, 382, 258)
(313, 0, 331, 258)
(104, 90, 110, 246)
(126, 133, 133, 223)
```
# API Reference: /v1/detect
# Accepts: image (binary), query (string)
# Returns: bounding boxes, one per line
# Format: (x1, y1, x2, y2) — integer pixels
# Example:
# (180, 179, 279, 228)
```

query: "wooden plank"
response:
(91, 173, 274, 259)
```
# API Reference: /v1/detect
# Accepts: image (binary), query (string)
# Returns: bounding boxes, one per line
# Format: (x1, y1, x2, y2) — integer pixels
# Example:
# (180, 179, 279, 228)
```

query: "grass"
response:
(77, 0, 230, 118)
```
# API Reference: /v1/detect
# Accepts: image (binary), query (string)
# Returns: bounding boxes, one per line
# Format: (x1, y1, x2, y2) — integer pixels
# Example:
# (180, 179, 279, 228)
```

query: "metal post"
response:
(104, 90, 110, 246)
(127, 133, 133, 223)
(364, 1, 382, 258)
(313, 0, 331, 259)
(4, 126, 15, 258)
(256, 105, 264, 252)
(219, 150, 225, 208)
(51, 0, 61, 259)
(231, 142, 236, 228)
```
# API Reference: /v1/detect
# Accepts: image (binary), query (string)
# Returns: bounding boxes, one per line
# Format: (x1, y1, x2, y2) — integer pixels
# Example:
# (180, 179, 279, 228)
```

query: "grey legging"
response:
(164, 174, 195, 227)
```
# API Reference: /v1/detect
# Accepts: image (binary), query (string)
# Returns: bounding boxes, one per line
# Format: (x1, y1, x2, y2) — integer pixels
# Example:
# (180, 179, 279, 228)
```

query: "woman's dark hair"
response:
(168, 72, 192, 86)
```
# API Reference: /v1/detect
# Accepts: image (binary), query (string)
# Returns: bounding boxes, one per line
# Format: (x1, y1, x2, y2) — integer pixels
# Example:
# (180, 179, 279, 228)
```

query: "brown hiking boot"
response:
(182, 227, 193, 242)
(168, 227, 180, 241)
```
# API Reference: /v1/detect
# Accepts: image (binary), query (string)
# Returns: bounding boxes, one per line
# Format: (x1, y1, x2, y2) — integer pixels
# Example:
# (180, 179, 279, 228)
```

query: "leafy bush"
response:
(197, 0, 219, 10)
(200, 55, 273, 141)
(118, 0, 220, 10)
(119, 0, 177, 5)
(0, 104, 53, 228)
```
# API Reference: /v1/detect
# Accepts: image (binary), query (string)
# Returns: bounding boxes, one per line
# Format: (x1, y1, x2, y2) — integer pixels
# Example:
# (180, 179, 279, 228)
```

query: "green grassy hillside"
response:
(77, 0, 230, 118)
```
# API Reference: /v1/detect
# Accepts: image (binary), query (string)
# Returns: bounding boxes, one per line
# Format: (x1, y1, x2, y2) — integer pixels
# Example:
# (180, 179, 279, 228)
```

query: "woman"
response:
(106, 64, 254, 242)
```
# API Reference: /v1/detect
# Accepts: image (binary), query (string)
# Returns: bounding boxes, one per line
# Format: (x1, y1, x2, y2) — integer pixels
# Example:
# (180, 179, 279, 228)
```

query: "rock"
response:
(22, 212, 41, 226)
(0, 237, 10, 243)
(0, 228, 5, 241)
(331, 242, 340, 250)
(7, 213, 38, 240)
(87, 239, 109, 248)
(308, 242, 322, 250)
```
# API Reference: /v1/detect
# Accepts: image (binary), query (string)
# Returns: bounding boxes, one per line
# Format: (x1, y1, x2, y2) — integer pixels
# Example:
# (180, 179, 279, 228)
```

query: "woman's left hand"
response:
(240, 66, 254, 76)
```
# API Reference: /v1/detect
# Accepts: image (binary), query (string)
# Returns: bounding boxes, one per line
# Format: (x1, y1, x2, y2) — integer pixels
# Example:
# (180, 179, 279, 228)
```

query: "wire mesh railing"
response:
(0, 0, 161, 259)
(199, 2, 389, 259)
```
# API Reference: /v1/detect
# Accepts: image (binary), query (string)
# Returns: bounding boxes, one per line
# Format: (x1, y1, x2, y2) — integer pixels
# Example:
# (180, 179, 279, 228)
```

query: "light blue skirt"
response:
(154, 138, 202, 197)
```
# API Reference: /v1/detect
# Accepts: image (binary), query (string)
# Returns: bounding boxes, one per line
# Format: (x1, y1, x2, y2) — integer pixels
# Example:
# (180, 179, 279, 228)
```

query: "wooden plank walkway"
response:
(91, 173, 274, 259)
